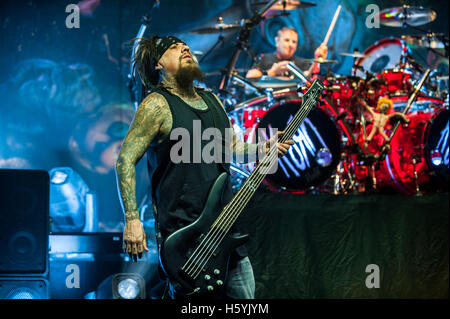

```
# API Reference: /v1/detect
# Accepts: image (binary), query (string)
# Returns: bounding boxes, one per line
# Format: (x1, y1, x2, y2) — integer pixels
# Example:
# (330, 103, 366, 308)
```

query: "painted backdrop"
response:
(0, 0, 448, 231)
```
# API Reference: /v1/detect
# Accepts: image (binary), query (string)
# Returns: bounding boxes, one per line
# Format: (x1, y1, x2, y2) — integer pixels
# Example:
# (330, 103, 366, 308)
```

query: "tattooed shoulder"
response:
(139, 92, 173, 143)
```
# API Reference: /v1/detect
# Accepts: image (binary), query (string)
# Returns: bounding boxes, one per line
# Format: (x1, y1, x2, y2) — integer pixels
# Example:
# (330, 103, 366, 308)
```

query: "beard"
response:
(174, 61, 205, 92)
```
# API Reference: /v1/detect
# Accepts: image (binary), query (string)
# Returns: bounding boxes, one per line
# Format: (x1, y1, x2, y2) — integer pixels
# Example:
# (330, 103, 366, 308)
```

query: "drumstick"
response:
(323, 5, 342, 46)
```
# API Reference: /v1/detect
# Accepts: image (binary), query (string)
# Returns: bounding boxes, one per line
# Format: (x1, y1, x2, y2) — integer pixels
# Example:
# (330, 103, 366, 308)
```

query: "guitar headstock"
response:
(302, 79, 325, 108)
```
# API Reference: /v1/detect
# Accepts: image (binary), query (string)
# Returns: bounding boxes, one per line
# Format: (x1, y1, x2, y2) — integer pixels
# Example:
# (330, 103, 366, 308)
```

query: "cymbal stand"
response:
(404, 21, 449, 58)
(267, 1, 291, 18)
(371, 164, 377, 190)
(411, 154, 423, 196)
(199, 33, 225, 63)
(128, 0, 161, 111)
(198, 17, 229, 63)
(360, 105, 369, 153)
(388, 69, 431, 142)
(230, 73, 266, 96)
(350, 48, 362, 76)
(219, 0, 280, 90)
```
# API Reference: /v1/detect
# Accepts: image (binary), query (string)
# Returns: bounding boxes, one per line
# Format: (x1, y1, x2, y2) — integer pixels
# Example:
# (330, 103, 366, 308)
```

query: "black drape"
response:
(239, 193, 449, 298)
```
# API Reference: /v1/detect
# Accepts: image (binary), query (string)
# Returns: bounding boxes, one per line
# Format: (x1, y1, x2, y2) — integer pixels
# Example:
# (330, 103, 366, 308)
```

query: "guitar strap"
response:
(197, 88, 232, 170)
(152, 201, 163, 250)
(152, 198, 171, 299)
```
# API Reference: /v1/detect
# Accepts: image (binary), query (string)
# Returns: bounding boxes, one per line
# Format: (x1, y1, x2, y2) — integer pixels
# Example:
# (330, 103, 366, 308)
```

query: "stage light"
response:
(117, 278, 140, 299)
(431, 150, 443, 166)
(50, 170, 68, 184)
(112, 273, 146, 299)
(48, 167, 97, 232)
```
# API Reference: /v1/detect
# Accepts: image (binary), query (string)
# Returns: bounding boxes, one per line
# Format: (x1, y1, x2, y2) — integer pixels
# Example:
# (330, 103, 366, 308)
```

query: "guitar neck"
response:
(213, 80, 325, 231)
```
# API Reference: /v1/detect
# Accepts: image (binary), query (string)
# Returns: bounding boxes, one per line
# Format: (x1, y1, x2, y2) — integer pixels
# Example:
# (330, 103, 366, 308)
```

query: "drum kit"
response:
(131, 1, 449, 195)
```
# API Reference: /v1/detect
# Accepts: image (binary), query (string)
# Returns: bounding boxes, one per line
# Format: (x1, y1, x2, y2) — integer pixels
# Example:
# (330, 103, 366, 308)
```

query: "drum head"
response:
(425, 109, 449, 183)
(254, 100, 341, 191)
(356, 38, 404, 77)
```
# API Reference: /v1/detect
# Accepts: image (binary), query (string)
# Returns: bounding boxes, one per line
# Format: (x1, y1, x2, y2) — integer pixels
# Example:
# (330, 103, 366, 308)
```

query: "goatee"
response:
(174, 62, 205, 93)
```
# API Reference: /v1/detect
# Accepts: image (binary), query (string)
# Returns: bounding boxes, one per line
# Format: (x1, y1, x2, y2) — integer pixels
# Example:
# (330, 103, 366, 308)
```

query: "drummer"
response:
(246, 26, 328, 80)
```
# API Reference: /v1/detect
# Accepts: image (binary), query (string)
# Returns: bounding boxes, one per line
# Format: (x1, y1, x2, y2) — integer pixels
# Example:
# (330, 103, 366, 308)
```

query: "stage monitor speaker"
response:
(0, 169, 49, 275)
(0, 277, 49, 299)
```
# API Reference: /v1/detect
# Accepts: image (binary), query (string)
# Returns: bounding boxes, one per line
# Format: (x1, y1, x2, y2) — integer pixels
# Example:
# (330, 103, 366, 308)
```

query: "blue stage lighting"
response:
(112, 273, 146, 299)
(117, 278, 140, 299)
(49, 167, 97, 232)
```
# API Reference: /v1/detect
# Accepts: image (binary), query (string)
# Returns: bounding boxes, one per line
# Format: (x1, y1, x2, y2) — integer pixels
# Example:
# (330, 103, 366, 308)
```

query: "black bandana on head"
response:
(153, 36, 185, 62)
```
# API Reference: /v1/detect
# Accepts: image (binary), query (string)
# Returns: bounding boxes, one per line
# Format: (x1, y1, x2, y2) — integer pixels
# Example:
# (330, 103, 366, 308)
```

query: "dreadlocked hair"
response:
(130, 36, 161, 87)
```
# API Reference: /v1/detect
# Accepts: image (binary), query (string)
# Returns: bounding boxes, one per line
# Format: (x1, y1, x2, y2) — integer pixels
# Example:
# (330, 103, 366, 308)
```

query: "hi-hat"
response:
(252, 0, 316, 11)
(249, 75, 299, 89)
(301, 57, 338, 64)
(379, 5, 437, 27)
(340, 52, 369, 59)
(401, 34, 446, 49)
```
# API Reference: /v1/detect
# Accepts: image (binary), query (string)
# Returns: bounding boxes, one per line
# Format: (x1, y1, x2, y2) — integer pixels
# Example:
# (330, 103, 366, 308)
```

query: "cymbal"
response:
(252, 0, 316, 10)
(301, 57, 338, 64)
(249, 75, 299, 89)
(401, 34, 446, 49)
(379, 6, 437, 27)
(190, 23, 241, 34)
(340, 52, 368, 59)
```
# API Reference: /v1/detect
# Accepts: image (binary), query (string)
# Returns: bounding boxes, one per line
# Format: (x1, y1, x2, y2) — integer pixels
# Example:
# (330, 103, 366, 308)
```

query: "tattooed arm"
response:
(115, 92, 172, 222)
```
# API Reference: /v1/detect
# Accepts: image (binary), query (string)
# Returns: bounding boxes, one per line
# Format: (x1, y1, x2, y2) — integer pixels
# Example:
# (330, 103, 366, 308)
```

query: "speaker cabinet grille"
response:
(0, 277, 49, 299)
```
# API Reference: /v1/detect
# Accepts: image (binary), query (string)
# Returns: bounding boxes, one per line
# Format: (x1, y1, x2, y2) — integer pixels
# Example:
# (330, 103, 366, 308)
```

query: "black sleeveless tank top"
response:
(146, 87, 246, 258)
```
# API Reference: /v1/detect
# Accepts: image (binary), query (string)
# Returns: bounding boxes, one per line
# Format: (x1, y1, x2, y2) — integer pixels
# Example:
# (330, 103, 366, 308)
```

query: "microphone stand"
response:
(128, 0, 160, 111)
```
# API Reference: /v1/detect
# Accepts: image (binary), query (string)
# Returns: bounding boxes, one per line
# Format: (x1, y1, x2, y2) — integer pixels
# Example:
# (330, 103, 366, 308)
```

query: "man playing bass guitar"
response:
(115, 35, 294, 299)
